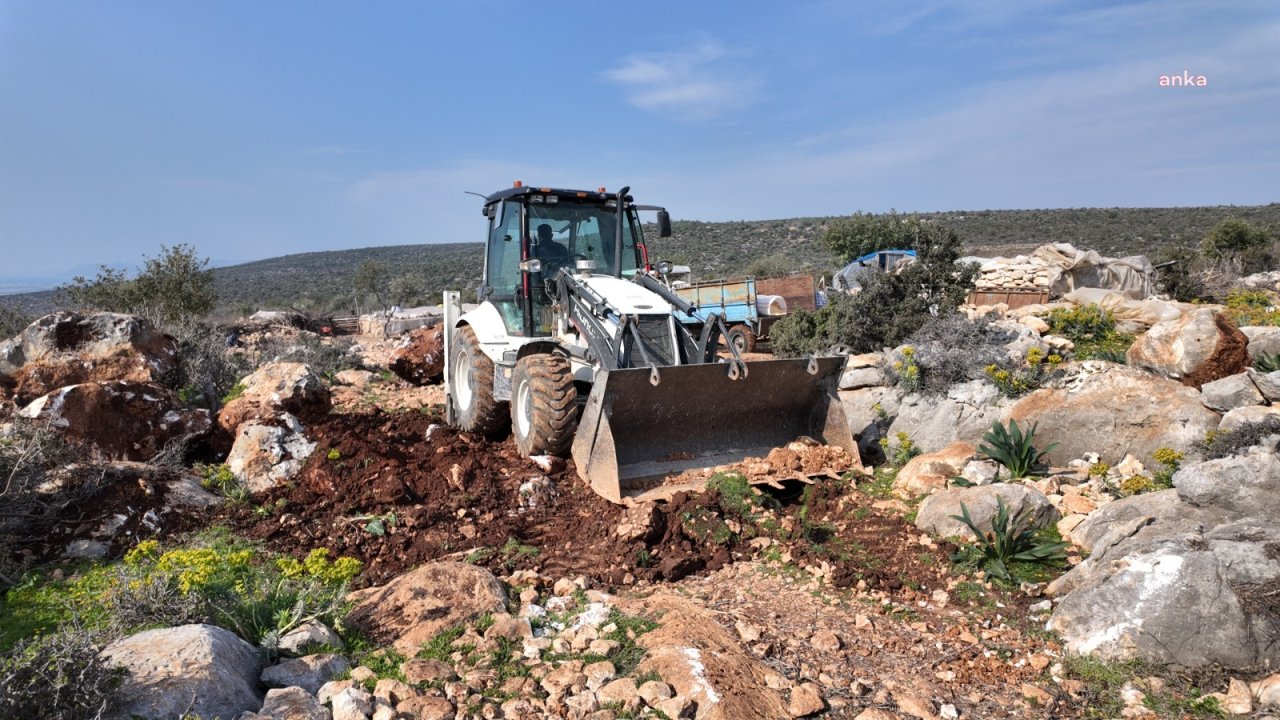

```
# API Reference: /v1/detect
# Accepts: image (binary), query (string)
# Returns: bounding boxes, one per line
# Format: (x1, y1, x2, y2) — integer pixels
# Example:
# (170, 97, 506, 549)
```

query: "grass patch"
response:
(1060, 656, 1228, 719)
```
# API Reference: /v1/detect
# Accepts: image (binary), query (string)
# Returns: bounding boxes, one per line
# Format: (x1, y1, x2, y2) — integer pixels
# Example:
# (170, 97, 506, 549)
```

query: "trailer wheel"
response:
(727, 325, 757, 354)
(511, 353, 578, 457)
(451, 325, 508, 435)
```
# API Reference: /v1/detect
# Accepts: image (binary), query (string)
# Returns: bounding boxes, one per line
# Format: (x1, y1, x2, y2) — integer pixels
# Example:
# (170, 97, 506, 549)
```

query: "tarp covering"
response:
(1030, 243, 1155, 300)
(1063, 288, 1187, 328)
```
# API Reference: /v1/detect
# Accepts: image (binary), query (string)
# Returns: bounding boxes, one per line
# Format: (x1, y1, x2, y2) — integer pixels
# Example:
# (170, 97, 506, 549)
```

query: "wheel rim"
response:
(515, 377, 533, 439)
(453, 349, 472, 409)
(731, 331, 746, 353)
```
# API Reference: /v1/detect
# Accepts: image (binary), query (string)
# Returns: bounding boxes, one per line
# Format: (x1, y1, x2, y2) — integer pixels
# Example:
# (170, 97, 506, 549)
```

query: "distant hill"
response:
(3, 204, 1277, 318)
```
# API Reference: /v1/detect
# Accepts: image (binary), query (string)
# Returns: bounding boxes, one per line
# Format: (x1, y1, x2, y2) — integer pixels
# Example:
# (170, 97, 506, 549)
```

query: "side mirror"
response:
(657, 210, 672, 238)
(655, 261, 673, 275)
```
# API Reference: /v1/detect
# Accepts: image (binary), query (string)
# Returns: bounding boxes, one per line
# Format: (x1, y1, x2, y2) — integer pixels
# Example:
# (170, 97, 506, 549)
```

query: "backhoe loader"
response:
(443, 182, 857, 503)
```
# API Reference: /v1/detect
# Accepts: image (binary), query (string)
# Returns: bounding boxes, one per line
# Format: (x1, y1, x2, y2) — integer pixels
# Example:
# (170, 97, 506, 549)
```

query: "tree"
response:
(772, 222, 978, 356)
(1200, 218, 1277, 277)
(823, 211, 928, 264)
(352, 260, 390, 314)
(58, 244, 214, 325)
(1202, 218, 1272, 257)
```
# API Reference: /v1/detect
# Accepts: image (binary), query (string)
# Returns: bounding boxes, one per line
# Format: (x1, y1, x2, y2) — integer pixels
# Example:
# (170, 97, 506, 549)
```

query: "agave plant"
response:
(978, 419, 1058, 479)
(949, 497, 1067, 583)
(1254, 352, 1280, 373)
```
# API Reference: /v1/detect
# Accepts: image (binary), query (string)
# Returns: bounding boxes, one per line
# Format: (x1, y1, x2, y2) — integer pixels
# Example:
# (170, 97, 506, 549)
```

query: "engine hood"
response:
(576, 275, 672, 316)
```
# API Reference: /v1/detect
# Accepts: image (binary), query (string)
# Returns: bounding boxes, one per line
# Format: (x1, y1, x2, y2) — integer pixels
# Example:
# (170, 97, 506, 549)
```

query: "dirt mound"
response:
(223, 410, 944, 599)
(389, 326, 444, 385)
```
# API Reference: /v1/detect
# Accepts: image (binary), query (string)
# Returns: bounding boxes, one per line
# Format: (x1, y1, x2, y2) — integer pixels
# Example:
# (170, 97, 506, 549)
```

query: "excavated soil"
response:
(222, 410, 943, 596)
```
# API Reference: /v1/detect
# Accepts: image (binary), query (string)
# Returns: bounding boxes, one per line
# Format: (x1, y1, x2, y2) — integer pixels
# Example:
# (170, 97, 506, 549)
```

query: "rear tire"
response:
(511, 353, 577, 457)
(727, 325, 757, 353)
(451, 325, 508, 435)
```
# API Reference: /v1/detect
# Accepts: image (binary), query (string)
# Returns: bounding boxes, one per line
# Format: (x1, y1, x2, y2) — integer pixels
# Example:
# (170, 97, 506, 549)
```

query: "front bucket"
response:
(572, 356, 857, 503)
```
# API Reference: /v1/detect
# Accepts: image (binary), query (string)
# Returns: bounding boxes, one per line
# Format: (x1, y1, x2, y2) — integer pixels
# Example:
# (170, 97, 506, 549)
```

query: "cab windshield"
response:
(526, 201, 643, 277)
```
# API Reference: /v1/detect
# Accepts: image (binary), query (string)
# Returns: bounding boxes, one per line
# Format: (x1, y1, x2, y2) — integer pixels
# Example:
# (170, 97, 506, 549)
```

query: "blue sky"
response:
(1, 0, 1277, 285)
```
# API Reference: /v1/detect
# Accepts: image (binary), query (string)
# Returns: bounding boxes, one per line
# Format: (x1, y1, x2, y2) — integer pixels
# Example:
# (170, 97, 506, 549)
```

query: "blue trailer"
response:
(672, 276, 779, 353)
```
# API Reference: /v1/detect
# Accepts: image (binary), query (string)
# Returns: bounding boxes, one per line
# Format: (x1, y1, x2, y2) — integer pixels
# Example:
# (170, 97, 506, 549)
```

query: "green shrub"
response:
(1045, 304, 1135, 360)
(771, 222, 978, 357)
(1222, 290, 1280, 327)
(58, 244, 215, 325)
(949, 497, 1067, 584)
(878, 431, 920, 469)
(1047, 304, 1115, 342)
(3, 535, 365, 654)
(126, 541, 361, 651)
(1255, 352, 1280, 372)
(0, 624, 126, 720)
(0, 419, 100, 589)
(1154, 247, 1207, 302)
(196, 463, 248, 503)
(160, 321, 254, 412)
(1202, 218, 1274, 261)
(978, 419, 1057, 479)
(706, 472, 758, 520)
(889, 346, 922, 393)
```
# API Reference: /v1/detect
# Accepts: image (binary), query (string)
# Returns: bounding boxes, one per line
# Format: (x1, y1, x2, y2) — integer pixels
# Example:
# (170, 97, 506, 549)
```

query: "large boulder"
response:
(1063, 489, 1230, 556)
(18, 381, 211, 460)
(226, 413, 317, 494)
(1005, 365, 1219, 468)
(837, 386, 900, 462)
(1219, 404, 1280, 432)
(346, 562, 508, 656)
(255, 687, 331, 720)
(261, 653, 350, 695)
(915, 483, 1059, 539)
(100, 623, 263, 720)
(891, 441, 975, 498)
(625, 593, 792, 720)
(1049, 450, 1280, 669)
(217, 362, 330, 434)
(1126, 308, 1250, 388)
(1173, 450, 1280, 519)
(1242, 326, 1280, 359)
(887, 380, 1006, 454)
(1199, 371, 1266, 412)
(389, 325, 445, 385)
(1047, 520, 1280, 668)
(0, 312, 178, 405)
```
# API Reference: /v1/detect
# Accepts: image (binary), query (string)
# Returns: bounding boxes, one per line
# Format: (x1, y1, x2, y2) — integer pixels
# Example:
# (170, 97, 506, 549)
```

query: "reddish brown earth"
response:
(220, 410, 944, 595)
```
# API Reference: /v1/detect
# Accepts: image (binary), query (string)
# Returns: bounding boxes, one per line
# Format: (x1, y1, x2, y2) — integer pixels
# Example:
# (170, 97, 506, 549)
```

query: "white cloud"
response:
(602, 40, 758, 121)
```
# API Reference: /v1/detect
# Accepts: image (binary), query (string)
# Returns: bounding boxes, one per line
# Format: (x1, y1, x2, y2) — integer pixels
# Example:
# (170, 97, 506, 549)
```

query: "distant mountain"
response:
(2, 204, 1277, 318)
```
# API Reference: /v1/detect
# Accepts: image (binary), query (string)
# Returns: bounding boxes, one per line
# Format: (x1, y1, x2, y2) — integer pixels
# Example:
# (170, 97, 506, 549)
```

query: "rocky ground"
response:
(5, 305, 1280, 719)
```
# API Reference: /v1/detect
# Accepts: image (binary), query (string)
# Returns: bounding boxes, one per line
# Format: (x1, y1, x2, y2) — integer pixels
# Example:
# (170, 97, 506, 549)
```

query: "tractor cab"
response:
(480, 183, 671, 337)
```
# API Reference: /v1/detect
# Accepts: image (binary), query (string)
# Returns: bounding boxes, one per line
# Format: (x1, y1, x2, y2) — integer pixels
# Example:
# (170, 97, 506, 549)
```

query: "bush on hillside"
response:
(58, 244, 215, 326)
(822, 211, 928, 264)
(900, 313, 1013, 394)
(161, 321, 255, 411)
(0, 419, 100, 588)
(772, 223, 978, 356)
(0, 306, 31, 341)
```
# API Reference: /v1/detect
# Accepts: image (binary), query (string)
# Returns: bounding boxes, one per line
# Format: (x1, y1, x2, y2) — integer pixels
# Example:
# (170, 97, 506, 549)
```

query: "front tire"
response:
(451, 325, 508, 435)
(511, 353, 577, 457)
